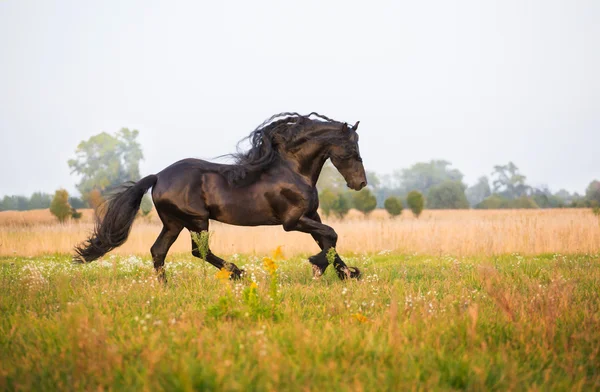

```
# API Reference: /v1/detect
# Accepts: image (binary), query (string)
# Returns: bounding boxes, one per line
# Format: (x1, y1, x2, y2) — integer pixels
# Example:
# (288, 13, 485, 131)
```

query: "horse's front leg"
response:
(285, 215, 361, 280)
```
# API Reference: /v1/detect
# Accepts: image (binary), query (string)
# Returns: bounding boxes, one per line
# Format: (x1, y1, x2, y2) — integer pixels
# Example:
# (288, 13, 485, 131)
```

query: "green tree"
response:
(397, 160, 463, 195)
(586, 180, 600, 206)
(68, 196, 86, 209)
(352, 188, 377, 216)
(531, 187, 564, 208)
(384, 196, 403, 218)
(491, 162, 530, 199)
(331, 193, 352, 219)
(68, 128, 144, 196)
(476, 194, 507, 209)
(318, 189, 338, 217)
(316, 160, 346, 191)
(406, 190, 425, 218)
(466, 176, 491, 207)
(366, 171, 380, 190)
(50, 189, 72, 223)
(511, 196, 539, 209)
(0, 195, 30, 211)
(0, 196, 18, 211)
(29, 192, 52, 210)
(476, 194, 539, 209)
(427, 181, 470, 209)
(140, 194, 154, 216)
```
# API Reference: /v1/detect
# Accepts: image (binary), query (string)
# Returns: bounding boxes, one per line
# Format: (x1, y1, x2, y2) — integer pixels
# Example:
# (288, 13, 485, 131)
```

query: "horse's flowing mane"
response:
(219, 112, 344, 186)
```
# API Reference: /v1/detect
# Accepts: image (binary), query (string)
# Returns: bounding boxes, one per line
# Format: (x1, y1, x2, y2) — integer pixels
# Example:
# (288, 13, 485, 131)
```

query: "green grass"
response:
(1, 252, 599, 391)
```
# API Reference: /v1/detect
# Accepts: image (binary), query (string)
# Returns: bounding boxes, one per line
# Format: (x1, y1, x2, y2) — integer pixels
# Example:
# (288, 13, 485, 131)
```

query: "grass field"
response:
(1, 252, 599, 390)
(1, 209, 599, 390)
(1, 208, 600, 257)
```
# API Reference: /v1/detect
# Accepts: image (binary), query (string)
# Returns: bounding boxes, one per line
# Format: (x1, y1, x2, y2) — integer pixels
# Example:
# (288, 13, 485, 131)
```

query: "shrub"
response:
(426, 181, 470, 209)
(586, 180, 600, 206)
(331, 193, 352, 219)
(476, 194, 506, 209)
(50, 189, 72, 223)
(406, 190, 424, 218)
(140, 194, 153, 216)
(318, 189, 337, 217)
(511, 196, 539, 209)
(476, 194, 539, 209)
(71, 208, 82, 220)
(352, 188, 377, 216)
(384, 196, 403, 218)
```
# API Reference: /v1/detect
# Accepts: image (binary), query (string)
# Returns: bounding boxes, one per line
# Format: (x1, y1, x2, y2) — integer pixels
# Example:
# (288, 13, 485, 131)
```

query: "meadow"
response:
(1, 208, 599, 257)
(1, 209, 600, 390)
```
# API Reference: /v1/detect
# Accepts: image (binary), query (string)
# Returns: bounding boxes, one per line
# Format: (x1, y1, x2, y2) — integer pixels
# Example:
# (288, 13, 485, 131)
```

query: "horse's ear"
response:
(341, 123, 348, 132)
(353, 121, 360, 131)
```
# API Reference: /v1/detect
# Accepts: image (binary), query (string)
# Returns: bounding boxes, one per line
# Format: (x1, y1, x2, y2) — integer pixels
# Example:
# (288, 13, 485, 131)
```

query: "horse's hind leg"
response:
(151, 217, 183, 283)
(189, 220, 244, 279)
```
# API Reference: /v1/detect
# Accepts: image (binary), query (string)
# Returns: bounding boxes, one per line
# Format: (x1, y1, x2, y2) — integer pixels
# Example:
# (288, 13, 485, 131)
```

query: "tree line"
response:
(1, 129, 599, 221)
(317, 160, 600, 218)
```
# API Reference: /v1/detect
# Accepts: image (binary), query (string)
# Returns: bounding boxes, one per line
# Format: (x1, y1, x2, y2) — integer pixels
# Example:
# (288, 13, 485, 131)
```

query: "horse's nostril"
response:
(359, 181, 367, 188)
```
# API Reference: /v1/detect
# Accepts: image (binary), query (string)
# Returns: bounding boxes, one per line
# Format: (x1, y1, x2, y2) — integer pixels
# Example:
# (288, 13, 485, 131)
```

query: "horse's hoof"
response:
(336, 266, 361, 280)
(312, 264, 325, 278)
(156, 271, 168, 284)
(230, 268, 245, 280)
(348, 266, 361, 280)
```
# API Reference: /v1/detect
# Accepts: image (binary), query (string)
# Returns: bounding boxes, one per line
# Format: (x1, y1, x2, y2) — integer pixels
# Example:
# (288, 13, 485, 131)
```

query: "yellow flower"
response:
(250, 281, 258, 290)
(351, 313, 370, 323)
(215, 268, 232, 281)
(272, 246, 284, 260)
(263, 257, 278, 274)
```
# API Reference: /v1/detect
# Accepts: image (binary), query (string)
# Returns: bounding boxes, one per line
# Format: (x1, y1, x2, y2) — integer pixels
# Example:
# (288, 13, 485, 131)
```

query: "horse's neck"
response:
(282, 142, 329, 187)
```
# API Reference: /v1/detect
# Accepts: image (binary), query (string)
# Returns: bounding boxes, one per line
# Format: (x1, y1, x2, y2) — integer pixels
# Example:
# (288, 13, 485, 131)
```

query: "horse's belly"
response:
(207, 196, 281, 227)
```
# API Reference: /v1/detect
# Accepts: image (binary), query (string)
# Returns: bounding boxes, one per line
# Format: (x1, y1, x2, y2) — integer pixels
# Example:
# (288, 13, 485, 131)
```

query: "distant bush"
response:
(352, 188, 377, 216)
(426, 181, 470, 209)
(331, 193, 352, 219)
(476, 194, 538, 209)
(319, 189, 337, 218)
(586, 180, 600, 206)
(140, 194, 153, 217)
(71, 208, 82, 220)
(406, 191, 424, 218)
(384, 196, 403, 218)
(29, 192, 52, 210)
(532, 193, 564, 209)
(476, 194, 505, 209)
(511, 196, 539, 209)
(50, 189, 72, 223)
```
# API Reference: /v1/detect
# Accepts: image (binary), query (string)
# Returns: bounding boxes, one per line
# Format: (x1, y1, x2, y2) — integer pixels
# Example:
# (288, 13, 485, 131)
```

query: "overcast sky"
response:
(1, 0, 598, 197)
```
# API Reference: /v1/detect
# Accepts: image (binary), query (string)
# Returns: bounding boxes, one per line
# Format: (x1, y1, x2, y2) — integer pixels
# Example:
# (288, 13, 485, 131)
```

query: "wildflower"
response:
(351, 313, 370, 323)
(216, 268, 233, 281)
(271, 246, 284, 260)
(250, 281, 258, 290)
(263, 257, 278, 274)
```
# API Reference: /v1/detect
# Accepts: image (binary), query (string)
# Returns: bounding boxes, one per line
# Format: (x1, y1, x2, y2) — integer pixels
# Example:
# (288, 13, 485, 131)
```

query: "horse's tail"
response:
(73, 175, 158, 263)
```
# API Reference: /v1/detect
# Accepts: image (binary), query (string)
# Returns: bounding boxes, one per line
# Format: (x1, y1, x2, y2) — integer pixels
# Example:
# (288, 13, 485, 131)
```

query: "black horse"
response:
(75, 112, 367, 280)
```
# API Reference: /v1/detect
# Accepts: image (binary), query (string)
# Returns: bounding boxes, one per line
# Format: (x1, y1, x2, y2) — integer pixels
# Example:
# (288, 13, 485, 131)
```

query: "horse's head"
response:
(329, 121, 367, 191)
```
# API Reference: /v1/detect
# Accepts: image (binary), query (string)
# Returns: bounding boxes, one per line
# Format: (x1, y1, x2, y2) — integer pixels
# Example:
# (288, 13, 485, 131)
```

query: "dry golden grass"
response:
(1, 208, 599, 257)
